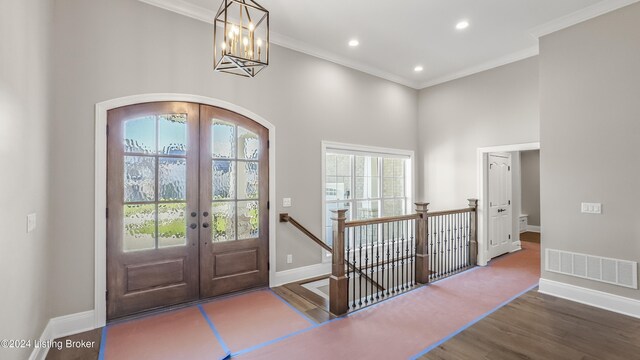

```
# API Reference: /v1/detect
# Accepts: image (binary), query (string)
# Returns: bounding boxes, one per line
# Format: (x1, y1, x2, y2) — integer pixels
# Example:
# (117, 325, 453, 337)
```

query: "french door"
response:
(106, 102, 269, 320)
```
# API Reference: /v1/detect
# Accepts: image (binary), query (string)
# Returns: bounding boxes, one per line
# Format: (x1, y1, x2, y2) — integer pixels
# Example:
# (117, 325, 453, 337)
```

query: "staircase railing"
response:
(280, 199, 478, 316)
(330, 200, 478, 315)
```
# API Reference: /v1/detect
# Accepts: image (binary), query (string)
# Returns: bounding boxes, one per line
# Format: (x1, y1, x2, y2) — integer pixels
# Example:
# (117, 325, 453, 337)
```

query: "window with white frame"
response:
(323, 144, 412, 247)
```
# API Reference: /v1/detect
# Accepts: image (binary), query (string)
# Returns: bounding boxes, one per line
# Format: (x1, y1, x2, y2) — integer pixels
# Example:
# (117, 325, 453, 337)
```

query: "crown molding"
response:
(137, 0, 420, 88)
(418, 46, 539, 89)
(528, 0, 640, 38)
(137, 0, 639, 90)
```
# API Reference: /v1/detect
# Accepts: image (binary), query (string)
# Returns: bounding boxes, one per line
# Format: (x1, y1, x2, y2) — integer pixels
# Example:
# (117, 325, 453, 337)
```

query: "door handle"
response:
(202, 222, 210, 228)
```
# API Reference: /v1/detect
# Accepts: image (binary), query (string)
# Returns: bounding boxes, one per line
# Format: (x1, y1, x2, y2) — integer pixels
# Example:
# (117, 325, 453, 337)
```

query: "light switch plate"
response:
(283, 198, 292, 208)
(581, 203, 602, 214)
(286, 254, 293, 264)
(27, 213, 37, 233)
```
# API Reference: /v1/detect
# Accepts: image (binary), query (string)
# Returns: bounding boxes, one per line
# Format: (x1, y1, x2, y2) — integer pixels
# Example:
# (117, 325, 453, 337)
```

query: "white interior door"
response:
(488, 153, 513, 260)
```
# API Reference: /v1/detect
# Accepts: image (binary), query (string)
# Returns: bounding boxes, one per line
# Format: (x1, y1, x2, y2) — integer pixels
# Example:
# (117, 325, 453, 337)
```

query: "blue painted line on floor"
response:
(230, 323, 317, 357)
(408, 282, 539, 360)
(97, 326, 108, 360)
(197, 304, 232, 357)
(269, 288, 318, 326)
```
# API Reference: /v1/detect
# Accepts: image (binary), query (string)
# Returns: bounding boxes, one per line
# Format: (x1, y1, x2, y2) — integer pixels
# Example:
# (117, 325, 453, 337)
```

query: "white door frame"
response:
(476, 142, 539, 266)
(94, 94, 276, 328)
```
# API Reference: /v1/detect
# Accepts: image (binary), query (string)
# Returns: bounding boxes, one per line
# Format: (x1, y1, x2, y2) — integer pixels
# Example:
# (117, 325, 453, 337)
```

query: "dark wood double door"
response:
(106, 102, 269, 320)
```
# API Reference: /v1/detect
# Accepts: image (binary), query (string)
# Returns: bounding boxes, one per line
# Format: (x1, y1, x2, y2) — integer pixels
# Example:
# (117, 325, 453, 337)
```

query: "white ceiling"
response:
(140, 0, 638, 88)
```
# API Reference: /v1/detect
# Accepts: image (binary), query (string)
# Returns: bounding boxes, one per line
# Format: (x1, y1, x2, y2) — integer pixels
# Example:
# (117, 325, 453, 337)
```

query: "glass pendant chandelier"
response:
(214, 0, 269, 77)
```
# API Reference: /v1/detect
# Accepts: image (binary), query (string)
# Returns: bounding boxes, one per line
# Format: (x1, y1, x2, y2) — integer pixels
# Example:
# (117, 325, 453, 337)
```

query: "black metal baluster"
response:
(371, 224, 375, 302)
(386, 222, 390, 296)
(436, 216, 440, 279)
(344, 228, 355, 304)
(453, 213, 457, 272)
(396, 221, 401, 292)
(404, 219, 409, 290)
(376, 224, 380, 300)
(364, 225, 369, 304)
(458, 214, 464, 269)
(358, 226, 363, 307)
(352, 227, 356, 309)
(429, 217, 434, 281)
(392, 221, 397, 293)
(382, 223, 386, 298)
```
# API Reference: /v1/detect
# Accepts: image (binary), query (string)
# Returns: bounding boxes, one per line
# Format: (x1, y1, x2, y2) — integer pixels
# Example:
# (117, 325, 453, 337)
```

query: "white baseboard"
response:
(527, 225, 540, 233)
(538, 278, 640, 319)
(29, 310, 96, 360)
(272, 262, 331, 287)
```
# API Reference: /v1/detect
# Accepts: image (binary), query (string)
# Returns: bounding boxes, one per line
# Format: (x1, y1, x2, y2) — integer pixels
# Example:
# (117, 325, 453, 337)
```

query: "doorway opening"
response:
(476, 142, 540, 266)
(106, 101, 269, 320)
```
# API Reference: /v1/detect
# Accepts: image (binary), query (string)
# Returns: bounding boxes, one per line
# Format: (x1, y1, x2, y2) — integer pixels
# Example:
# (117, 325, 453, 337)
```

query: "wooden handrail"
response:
(345, 213, 421, 228)
(427, 208, 474, 217)
(279, 213, 385, 292)
(280, 213, 332, 252)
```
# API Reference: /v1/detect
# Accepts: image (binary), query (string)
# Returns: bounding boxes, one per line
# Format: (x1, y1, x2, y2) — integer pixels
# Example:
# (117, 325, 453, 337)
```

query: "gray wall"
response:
(520, 150, 540, 226)
(540, 2, 640, 299)
(49, 0, 418, 317)
(417, 57, 540, 210)
(0, 0, 52, 359)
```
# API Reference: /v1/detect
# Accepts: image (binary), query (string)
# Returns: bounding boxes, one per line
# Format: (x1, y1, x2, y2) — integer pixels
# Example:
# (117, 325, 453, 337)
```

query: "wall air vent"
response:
(546, 248, 638, 289)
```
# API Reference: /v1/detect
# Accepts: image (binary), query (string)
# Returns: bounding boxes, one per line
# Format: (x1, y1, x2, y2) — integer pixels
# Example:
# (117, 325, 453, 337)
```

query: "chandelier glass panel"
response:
(214, 0, 269, 77)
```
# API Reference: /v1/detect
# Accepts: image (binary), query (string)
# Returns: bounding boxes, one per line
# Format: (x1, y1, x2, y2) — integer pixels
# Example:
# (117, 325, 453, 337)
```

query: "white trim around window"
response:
(320, 141, 415, 262)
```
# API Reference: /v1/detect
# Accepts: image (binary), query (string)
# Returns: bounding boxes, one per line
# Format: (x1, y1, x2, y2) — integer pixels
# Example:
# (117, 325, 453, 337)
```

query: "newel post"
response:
(415, 202, 430, 284)
(330, 209, 349, 316)
(468, 199, 479, 266)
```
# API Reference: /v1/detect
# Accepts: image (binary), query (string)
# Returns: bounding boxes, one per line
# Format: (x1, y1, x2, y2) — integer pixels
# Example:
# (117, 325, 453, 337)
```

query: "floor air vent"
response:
(546, 248, 638, 289)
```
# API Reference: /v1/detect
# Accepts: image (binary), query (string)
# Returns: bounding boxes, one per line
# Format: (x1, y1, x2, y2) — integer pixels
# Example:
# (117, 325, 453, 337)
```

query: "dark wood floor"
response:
(45, 328, 102, 360)
(272, 276, 336, 324)
(420, 289, 640, 360)
(521, 231, 540, 244)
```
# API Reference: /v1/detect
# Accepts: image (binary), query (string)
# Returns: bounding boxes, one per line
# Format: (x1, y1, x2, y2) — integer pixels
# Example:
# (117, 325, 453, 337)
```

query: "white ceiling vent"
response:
(546, 249, 638, 289)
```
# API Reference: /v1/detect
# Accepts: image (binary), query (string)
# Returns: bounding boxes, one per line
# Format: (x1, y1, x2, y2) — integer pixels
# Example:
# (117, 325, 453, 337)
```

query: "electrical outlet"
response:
(286, 254, 293, 264)
(581, 202, 602, 214)
(27, 213, 37, 233)
(283, 198, 292, 208)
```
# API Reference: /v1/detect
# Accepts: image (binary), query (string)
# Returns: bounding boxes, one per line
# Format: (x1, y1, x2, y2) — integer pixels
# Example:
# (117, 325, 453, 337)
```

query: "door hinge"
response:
(106, 208, 109, 218)
(508, 166, 511, 171)
(267, 201, 270, 210)
(508, 200, 511, 205)
(105, 290, 108, 300)
(267, 262, 270, 271)
(509, 234, 511, 240)
(267, 140, 270, 148)
(106, 125, 109, 136)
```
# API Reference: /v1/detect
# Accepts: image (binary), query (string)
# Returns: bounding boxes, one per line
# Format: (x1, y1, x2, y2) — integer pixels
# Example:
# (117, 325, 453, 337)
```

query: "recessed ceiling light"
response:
(456, 20, 470, 30)
(348, 39, 359, 47)
(414, 65, 424, 72)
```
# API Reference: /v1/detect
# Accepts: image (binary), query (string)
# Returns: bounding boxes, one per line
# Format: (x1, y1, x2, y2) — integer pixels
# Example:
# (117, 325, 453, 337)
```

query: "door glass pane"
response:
(124, 116, 156, 154)
(238, 126, 259, 160)
(158, 203, 187, 248)
(158, 114, 187, 155)
(212, 120, 235, 158)
(238, 201, 259, 239)
(238, 162, 259, 199)
(159, 157, 186, 201)
(212, 202, 235, 242)
(124, 156, 156, 202)
(213, 160, 235, 200)
(124, 204, 156, 252)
